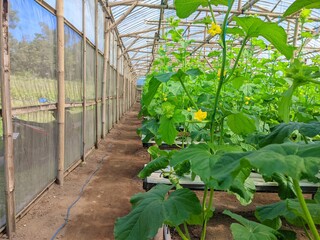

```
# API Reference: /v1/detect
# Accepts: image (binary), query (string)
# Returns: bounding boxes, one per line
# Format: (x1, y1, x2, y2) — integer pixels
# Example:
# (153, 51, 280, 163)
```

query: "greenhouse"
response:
(0, 0, 320, 239)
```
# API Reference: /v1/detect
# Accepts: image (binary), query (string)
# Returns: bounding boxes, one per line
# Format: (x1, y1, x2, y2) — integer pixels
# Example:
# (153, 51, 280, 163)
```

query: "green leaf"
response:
(283, 0, 320, 17)
(227, 27, 245, 36)
(164, 188, 202, 225)
(229, 170, 255, 205)
(255, 200, 305, 227)
(259, 122, 320, 148)
(234, 17, 294, 59)
(142, 77, 161, 107)
(174, 0, 208, 18)
(115, 184, 201, 240)
(287, 199, 320, 224)
(210, 152, 250, 190)
(159, 116, 178, 145)
(271, 173, 296, 199)
(114, 184, 171, 240)
(154, 72, 175, 82)
(241, 142, 320, 181)
(186, 68, 203, 77)
(223, 210, 281, 240)
(170, 144, 217, 183)
(227, 112, 257, 135)
(230, 76, 246, 89)
(138, 156, 169, 179)
(278, 85, 296, 123)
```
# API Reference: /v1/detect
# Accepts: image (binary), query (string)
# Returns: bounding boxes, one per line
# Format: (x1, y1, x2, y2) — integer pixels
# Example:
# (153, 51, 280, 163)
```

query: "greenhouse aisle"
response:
(3, 103, 150, 240)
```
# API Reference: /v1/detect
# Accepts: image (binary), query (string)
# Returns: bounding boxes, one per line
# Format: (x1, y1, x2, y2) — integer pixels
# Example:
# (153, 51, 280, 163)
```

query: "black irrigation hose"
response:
(50, 155, 109, 240)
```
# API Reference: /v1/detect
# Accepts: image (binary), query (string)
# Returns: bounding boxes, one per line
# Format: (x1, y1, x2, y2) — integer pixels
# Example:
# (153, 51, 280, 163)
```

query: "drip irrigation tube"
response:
(50, 155, 109, 240)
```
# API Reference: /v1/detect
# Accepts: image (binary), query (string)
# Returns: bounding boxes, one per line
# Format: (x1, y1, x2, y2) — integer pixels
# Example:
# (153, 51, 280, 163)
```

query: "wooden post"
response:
(94, 0, 99, 148)
(1, 0, 15, 237)
(82, 0, 87, 161)
(56, 0, 65, 186)
(107, 31, 112, 131)
(116, 44, 120, 122)
(122, 66, 126, 114)
(102, 12, 109, 137)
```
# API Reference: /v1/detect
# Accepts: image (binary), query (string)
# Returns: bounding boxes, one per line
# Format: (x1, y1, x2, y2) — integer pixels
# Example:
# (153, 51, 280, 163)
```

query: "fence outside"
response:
(0, 0, 137, 236)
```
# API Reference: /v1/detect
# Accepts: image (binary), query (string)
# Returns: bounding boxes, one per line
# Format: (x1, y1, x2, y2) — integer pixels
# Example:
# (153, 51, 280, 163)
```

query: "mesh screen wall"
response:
(2, 0, 136, 231)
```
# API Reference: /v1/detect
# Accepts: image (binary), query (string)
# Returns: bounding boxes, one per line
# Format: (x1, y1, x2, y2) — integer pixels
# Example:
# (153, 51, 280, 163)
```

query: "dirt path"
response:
(2, 103, 149, 240)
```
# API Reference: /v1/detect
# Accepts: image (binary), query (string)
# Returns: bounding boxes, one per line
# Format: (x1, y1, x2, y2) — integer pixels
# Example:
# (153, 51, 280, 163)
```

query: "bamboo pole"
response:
(82, 0, 87, 161)
(123, 66, 126, 112)
(94, 0, 99, 148)
(106, 1, 138, 32)
(116, 44, 121, 123)
(1, 1, 15, 237)
(56, 0, 65, 186)
(102, 11, 109, 137)
(108, 32, 113, 130)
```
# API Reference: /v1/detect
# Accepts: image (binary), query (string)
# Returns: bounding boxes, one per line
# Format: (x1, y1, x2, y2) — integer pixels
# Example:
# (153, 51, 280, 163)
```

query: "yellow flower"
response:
(187, 107, 191, 112)
(245, 101, 249, 105)
(208, 22, 222, 37)
(245, 96, 251, 101)
(217, 69, 226, 78)
(194, 109, 207, 121)
(164, 97, 167, 101)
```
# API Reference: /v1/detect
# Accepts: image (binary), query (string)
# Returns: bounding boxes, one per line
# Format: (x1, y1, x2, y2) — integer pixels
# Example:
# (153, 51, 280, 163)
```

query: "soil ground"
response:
(0, 102, 315, 240)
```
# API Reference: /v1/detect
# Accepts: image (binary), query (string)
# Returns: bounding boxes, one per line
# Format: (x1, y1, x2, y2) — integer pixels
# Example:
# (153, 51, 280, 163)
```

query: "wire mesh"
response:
(86, 43, 96, 100)
(65, 25, 83, 103)
(84, 105, 96, 153)
(64, 107, 83, 169)
(9, 0, 57, 107)
(13, 110, 57, 213)
(65, 0, 82, 32)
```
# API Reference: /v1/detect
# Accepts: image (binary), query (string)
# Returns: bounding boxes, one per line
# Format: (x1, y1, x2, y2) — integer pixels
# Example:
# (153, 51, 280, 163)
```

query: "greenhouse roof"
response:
(106, 0, 320, 78)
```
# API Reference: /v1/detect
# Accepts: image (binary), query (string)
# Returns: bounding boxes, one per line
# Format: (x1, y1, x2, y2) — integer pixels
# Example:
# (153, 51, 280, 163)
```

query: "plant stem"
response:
(207, 2, 216, 24)
(178, 77, 199, 110)
(175, 225, 189, 240)
(183, 222, 191, 239)
(202, 187, 208, 223)
(209, 0, 235, 144)
(292, 179, 320, 240)
(302, 223, 313, 240)
(224, 36, 248, 83)
(201, 189, 214, 240)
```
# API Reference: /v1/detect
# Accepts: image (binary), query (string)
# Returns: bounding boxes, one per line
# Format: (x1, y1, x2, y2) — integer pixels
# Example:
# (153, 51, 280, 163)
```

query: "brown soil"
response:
(0, 103, 314, 240)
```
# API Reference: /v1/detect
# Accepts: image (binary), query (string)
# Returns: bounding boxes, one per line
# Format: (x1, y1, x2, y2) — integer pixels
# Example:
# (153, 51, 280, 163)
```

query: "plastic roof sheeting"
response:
(108, 0, 320, 77)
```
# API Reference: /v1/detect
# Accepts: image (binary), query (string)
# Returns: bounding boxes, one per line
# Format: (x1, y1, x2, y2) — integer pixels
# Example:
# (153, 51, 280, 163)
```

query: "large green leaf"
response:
(223, 210, 281, 240)
(142, 77, 161, 107)
(234, 17, 294, 59)
(170, 144, 217, 183)
(227, 112, 257, 135)
(174, 0, 208, 18)
(210, 151, 251, 190)
(241, 142, 320, 181)
(255, 200, 303, 227)
(283, 0, 320, 17)
(271, 173, 296, 199)
(115, 184, 201, 240)
(287, 199, 320, 224)
(159, 116, 178, 145)
(164, 188, 202, 225)
(278, 85, 296, 123)
(154, 72, 175, 83)
(138, 156, 169, 179)
(174, 0, 228, 19)
(259, 122, 320, 148)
